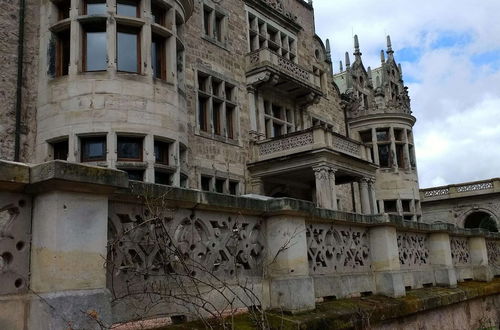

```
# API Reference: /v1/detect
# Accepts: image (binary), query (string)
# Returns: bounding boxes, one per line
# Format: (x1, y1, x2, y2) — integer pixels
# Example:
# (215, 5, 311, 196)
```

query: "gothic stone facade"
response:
(0, 0, 421, 219)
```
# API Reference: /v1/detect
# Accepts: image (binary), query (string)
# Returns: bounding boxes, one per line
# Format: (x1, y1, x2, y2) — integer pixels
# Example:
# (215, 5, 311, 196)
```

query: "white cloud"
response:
(313, 0, 500, 187)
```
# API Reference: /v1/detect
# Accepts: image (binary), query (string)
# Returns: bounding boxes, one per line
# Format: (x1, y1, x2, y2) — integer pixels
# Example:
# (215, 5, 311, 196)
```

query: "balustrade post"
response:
(359, 178, 371, 214)
(313, 165, 332, 209)
(469, 236, 493, 282)
(27, 161, 128, 329)
(428, 232, 457, 287)
(264, 214, 315, 312)
(369, 225, 405, 297)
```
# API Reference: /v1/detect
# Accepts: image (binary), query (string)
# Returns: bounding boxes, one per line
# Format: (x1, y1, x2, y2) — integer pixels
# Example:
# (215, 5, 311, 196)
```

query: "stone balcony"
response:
(245, 48, 323, 103)
(420, 178, 500, 202)
(252, 126, 372, 163)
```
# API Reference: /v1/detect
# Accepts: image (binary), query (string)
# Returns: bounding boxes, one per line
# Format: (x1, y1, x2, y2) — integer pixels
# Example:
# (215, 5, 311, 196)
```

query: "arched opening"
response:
(464, 211, 498, 232)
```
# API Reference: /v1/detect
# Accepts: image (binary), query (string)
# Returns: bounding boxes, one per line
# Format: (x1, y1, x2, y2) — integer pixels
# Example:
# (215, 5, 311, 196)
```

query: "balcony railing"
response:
(253, 126, 372, 162)
(246, 48, 321, 91)
(421, 179, 500, 201)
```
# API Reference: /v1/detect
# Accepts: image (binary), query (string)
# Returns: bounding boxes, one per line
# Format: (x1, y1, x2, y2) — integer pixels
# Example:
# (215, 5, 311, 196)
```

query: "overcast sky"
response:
(313, 0, 500, 188)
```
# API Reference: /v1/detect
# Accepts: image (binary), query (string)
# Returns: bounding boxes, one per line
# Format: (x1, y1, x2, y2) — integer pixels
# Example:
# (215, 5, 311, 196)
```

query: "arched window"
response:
(464, 211, 498, 232)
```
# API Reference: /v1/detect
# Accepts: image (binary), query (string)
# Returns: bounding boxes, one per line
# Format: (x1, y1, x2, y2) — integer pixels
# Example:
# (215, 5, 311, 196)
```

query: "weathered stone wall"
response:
(376, 294, 500, 330)
(0, 0, 39, 162)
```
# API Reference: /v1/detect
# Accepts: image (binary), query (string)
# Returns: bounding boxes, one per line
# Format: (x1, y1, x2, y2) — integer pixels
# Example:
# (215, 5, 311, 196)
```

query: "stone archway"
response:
(463, 210, 498, 232)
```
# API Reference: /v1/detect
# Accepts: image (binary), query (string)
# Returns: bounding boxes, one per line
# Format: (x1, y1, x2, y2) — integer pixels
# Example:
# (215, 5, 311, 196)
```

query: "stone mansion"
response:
(0, 0, 421, 221)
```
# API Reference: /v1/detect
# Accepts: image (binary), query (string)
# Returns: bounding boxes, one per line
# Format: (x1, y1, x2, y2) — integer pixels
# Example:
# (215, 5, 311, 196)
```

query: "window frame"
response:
(80, 136, 107, 162)
(116, 25, 142, 74)
(82, 24, 107, 72)
(116, 136, 144, 162)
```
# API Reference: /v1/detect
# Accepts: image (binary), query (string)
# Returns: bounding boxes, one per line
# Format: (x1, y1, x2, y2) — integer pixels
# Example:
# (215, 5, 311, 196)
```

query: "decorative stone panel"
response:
(486, 240, 500, 267)
(259, 131, 313, 156)
(450, 237, 471, 266)
(307, 223, 371, 275)
(397, 232, 430, 270)
(107, 202, 264, 298)
(456, 182, 493, 193)
(0, 193, 31, 294)
(423, 188, 450, 198)
(332, 135, 361, 157)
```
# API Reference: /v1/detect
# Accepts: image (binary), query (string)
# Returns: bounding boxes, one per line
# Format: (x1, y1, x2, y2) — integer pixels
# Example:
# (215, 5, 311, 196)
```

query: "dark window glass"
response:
(213, 101, 222, 135)
(117, 29, 139, 73)
(214, 13, 223, 42)
(151, 4, 165, 25)
(57, 1, 70, 20)
(125, 169, 144, 181)
(155, 171, 171, 185)
(154, 140, 169, 165)
(402, 200, 411, 213)
(152, 35, 166, 79)
(198, 73, 209, 92)
(384, 200, 397, 213)
(226, 105, 234, 139)
(81, 136, 106, 162)
(272, 104, 281, 119)
(394, 129, 404, 141)
(396, 144, 405, 168)
(117, 137, 142, 161)
(84, 30, 107, 71)
(56, 30, 70, 76)
(359, 130, 372, 143)
(376, 128, 389, 141)
(85, 0, 106, 15)
(215, 178, 225, 193)
(378, 144, 390, 167)
(201, 176, 211, 191)
(203, 7, 211, 36)
(198, 95, 209, 132)
(273, 122, 283, 137)
(52, 140, 69, 160)
(180, 174, 188, 188)
(225, 84, 233, 101)
(117, 0, 138, 17)
(229, 181, 238, 195)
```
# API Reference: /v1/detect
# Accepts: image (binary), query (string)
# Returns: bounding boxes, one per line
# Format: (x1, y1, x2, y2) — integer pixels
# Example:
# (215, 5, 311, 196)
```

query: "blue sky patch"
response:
(471, 50, 500, 70)
(396, 47, 422, 63)
(430, 31, 473, 49)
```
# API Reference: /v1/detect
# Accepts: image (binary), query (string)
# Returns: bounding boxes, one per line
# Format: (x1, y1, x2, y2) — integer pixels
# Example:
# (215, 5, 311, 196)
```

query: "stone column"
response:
(247, 87, 258, 137)
(257, 93, 266, 140)
(389, 127, 397, 169)
(313, 165, 332, 209)
(264, 214, 315, 312)
(328, 167, 338, 210)
(107, 0, 117, 74)
(249, 178, 265, 195)
(359, 178, 371, 214)
(368, 179, 378, 214)
(369, 225, 405, 297)
(27, 161, 128, 330)
(469, 236, 493, 282)
(371, 127, 380, 165)
(403, 128, 411, 170)
(429, 232, 457, 287)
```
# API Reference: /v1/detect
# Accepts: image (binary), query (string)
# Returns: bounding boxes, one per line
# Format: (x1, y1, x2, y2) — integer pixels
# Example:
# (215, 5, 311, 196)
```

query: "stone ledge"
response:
(0, 160, 30, 191)
(163, 279, 500, 329)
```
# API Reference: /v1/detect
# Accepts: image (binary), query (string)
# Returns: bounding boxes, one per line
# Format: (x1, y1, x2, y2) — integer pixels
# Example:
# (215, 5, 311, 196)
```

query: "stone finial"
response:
(380, 49, 386, 63)
(398, 63, 403, 77)
(339, 60, 343, 72)
(386, 35, 394, 58)
(345, 52, 351, 69)
(354, 35, 362, 59)
(326, 39, 332, 61)
(367, 66, 372, 80)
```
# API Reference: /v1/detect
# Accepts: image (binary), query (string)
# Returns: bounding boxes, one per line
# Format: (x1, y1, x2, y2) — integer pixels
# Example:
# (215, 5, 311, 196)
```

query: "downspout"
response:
(14, 0, 26, 162)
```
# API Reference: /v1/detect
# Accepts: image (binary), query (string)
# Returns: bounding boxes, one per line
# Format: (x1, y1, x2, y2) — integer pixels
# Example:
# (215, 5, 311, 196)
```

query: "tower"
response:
(333, 35, 421, 220)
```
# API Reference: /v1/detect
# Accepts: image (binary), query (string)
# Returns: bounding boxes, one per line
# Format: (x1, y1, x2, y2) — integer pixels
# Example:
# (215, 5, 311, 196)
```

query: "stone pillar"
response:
(256, 93, 266, 140)
(371, 127, 380, 165)
(264, 214, 315, 312)
(328, 168, 338, 211)
(469, 236, 493, 282)
(359, 178, 371, 214)
(27, 162, 128, 330)
(369, 225, 405, 297)
(389, 127, 397, 169)
(247, 87, 258, 137)
(429, 232, 457, 287)
(403, 128, 412, 170)
(368, 179, 378, 214)
(313, 165, 332, 209)
(249, 178, 265, 195)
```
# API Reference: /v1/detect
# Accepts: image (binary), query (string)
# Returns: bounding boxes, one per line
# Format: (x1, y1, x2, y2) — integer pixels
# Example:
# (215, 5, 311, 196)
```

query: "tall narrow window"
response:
(201, 175, 211, 191)
(378, 144, 390, 168)
(226, 105, 234, 139)
(214, 12, 224, 42)
(198, 95, 209, 132)
(203, 6, 212, 37)
(117, 136, 143, 161)
(151, 4, 166, 26)
(83, 26, 107, 71)
(117, 27, 140, 73)
(81, 136, 106, 162)
(55, 29, 70, 76)
(57, 1, 70, 19)
(213, 100, 222, 135)
(117, 0, 139, 17)
(84, 0, 106, 15)
(229, 181, 238, 195)
(154, 140, 170, 165)
(215, 178, 225, 193)
(151, 35, 166, 79)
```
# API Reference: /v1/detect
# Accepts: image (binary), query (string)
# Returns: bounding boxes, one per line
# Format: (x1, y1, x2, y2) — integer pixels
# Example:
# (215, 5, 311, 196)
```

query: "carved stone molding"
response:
(450, 237, 471, 266)
(397, 232, 430, 270)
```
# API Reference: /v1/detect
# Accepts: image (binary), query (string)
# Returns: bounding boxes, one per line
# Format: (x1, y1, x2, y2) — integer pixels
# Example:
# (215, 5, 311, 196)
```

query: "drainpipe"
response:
(14, 0, 26, 162)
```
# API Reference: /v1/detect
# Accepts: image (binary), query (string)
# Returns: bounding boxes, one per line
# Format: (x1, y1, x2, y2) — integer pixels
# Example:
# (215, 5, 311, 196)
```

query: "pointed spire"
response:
(353, 35, 362, 60)
(380, 49, 385, 63)
(326, 39, 331, 57)
(345, 52, 350, 69)
(398, 63, 403, 77)
(386, 35, 394, 58)
(339, 60, 343, 72)
(367, 66, 372, 80)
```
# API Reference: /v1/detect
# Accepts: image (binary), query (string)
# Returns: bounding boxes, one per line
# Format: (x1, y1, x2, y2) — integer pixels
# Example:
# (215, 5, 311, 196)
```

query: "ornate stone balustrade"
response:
(246, 48, 320, 90)
(1, 161, 500, 327)
(421, 179, 499, 201)
(255, 126, 367, 162)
